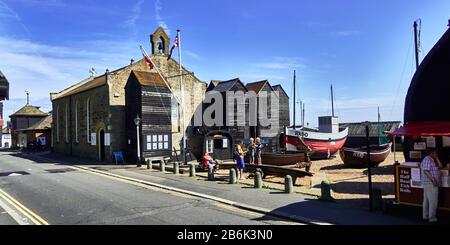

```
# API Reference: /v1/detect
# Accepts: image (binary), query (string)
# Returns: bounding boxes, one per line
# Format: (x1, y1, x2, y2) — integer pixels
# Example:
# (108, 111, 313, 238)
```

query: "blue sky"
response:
(0, 0, 449, 126)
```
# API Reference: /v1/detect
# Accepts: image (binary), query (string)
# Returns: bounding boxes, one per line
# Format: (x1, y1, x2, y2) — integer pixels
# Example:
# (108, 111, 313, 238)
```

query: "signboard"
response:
(396, 165, 450, 210)
(426, 137, 436, 148)
(414, 142, 426, 151)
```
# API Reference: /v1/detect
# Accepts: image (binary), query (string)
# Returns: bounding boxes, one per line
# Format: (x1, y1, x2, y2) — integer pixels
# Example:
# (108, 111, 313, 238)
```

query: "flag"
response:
(167, 35, 179, 60)
(140, 46, 154, 70)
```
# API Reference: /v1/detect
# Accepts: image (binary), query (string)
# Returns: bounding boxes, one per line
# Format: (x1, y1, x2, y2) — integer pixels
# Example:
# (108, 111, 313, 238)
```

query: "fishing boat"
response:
(286, 84, 348, 159)
(339, 143, 392, 167)
(261, 152, 310, 167)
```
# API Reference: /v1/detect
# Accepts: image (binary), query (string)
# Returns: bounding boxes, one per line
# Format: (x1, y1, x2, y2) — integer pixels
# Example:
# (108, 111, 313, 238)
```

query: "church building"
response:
(50, 27, 207, 162)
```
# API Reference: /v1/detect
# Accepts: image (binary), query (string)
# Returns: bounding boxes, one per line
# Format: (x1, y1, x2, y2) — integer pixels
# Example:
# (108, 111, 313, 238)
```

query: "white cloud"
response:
(0, 36, 142, 122)
(0, 1, 20, 20)
(257, 57, 306, 70)
(155, 0, 171, 35)
(184, 50, 202, 60)
(330, 30, 361, 37)
(121, 0, 145, 36)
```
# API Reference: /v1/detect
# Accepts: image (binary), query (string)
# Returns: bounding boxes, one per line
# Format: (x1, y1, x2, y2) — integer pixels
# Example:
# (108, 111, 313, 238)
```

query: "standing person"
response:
(235, 140, 247, 180)
(255, 138, 263, 165)
(248, 138, 255, 165)
(421, 150, 443, 223)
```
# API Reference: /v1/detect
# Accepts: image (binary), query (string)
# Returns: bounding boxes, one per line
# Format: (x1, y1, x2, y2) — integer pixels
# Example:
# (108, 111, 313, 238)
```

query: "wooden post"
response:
(208, 167, 215, 181)
(285, 175, 293, 194)
(189, 164, 196, 177)
(229, 169, 237, 184)
(173, 162, 180, 175)
(254, 172, 263, 189)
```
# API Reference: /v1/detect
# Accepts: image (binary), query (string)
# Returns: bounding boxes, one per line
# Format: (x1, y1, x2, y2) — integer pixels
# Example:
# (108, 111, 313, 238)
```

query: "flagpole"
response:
(140, 45, 182, 105)
(177, 29, 187, 166)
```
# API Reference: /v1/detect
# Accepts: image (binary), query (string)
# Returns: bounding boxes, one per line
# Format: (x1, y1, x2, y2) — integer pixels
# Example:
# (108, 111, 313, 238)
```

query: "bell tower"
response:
(150, 27, 170, 56)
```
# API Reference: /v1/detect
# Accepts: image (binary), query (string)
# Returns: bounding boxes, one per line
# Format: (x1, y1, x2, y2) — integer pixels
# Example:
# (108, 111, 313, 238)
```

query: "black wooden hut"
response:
(125, 71, 172, 162)
(191, 78, 249, 161)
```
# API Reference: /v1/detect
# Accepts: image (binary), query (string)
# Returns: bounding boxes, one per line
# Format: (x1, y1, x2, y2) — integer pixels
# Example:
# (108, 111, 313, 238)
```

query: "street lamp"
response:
(134, 115, 142, 166)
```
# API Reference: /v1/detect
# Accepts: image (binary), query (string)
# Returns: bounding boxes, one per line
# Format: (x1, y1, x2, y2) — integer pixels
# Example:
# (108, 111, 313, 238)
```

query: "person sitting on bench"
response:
(202, 153, 218, 172)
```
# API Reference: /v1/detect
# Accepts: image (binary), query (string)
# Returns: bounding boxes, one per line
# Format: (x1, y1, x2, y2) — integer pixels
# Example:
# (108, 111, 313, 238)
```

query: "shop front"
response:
(391, 121, 450, 211)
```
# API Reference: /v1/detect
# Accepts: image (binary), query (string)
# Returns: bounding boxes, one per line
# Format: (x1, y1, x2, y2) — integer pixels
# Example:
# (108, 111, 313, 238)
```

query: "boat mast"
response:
(302, 103, 305, 127)
(331, 85, 335, 117)
(378, 106, 381, 145)
(293, 70, 296, 130)
(414, 20, 421, 70)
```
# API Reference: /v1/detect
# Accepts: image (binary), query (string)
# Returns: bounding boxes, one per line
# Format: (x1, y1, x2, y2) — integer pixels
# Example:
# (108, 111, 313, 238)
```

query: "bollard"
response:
(146, 159, 152, 170)
(372, 188, 383, 211)
(319, 180, 335, 202)
(254, 171, 263, 189)
(285, 175, 293, 194)
(189, 164, 196, 177)
(160, 160, 165, 172)
(229, 169, 237, 184)
(173, 162, 180, 175)
(208, 167, 215, 181)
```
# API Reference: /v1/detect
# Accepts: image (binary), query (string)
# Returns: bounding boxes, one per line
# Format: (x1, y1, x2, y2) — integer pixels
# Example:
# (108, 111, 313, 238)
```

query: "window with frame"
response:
(75, 101, 79, 143)
(206, 139, 214, 154)
(146, 134, 170, 151)
(86, 98, 91, 143)
(56, 105, 59, 143)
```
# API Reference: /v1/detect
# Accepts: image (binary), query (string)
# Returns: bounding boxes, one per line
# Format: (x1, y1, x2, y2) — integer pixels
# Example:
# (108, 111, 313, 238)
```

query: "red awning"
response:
(390, 121, 450, 137)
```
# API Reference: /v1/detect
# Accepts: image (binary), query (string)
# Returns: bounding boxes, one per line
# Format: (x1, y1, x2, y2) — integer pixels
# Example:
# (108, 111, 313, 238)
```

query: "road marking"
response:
(0, 188, 49, 225)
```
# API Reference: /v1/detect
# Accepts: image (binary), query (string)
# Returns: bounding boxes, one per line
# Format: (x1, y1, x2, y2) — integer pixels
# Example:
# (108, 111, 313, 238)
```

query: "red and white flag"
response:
(140, 46, 154, 69)
(167, 35, 179, 60)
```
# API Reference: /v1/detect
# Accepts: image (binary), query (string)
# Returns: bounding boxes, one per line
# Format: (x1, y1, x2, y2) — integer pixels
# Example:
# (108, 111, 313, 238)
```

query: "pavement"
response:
(0, 151, 296, 225)
(20, 151, 430, 225)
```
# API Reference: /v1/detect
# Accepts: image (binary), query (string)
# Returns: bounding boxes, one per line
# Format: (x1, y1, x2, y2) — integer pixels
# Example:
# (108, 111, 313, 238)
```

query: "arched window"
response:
(171, 96, 181, 133)
(75, 101, 79, 143)
(56, 105, 59, 143)
(86, 98, 91, 143)
(157, 36, 165, 54)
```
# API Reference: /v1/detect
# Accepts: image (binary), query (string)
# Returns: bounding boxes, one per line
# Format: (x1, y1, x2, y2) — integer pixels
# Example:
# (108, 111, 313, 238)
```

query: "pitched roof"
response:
(212, 78, 247, 92)
(10, 105, 48, 117)
(273, 85, 289, 98)
(246, 80, 269, 94)
(22, 114, 52, 132)
(132, 71, 167, 88)
(0, 70, 9, 100)
(2, 127, 10, 134)
(52, 59, 144, 101)
(53, 75, 107, 100)
(340, 121, 402, 137)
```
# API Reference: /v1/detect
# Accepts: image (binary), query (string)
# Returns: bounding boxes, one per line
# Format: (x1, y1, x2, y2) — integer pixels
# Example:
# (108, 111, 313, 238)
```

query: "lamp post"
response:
(365, 122, 374, 211)
(134, 115, 142, 166)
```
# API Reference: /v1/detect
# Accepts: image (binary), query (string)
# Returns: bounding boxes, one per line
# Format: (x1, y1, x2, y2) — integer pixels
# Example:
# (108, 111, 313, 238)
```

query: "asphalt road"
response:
(0, 152, 295, 225)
